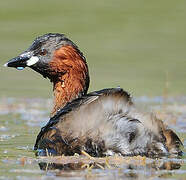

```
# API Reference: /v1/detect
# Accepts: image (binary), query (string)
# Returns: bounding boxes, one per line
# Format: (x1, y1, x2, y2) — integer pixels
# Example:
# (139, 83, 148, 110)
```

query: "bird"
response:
(4, 33, 183, 157)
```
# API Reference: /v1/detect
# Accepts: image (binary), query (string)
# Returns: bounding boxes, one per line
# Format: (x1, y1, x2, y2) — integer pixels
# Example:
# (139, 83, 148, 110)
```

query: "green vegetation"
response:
(0, 0, 186, 98)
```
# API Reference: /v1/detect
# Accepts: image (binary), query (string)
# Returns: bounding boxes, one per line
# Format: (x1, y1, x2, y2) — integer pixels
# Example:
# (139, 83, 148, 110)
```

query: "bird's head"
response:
(4, 33, 89, 82)
(5, 33, 90, 114)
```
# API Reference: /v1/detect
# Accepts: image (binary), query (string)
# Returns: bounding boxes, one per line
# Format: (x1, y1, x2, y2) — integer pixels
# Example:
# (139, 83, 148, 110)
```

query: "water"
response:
(0, 1, 186, 178)
(1, 0, 186, 98)
(0, 97, 185, 179)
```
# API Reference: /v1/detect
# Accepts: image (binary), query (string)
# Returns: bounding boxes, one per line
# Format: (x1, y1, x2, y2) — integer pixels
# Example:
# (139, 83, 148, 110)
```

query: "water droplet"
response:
(16, 67, 24, 70)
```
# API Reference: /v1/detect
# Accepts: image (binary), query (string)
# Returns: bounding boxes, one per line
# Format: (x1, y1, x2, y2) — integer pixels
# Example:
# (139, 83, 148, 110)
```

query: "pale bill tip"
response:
(3, 63, 8, 67)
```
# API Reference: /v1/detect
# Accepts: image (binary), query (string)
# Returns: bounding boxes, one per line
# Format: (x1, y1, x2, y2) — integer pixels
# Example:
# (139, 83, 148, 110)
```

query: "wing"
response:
(34, 87, 132, 150)
(34, 87, 182, 156)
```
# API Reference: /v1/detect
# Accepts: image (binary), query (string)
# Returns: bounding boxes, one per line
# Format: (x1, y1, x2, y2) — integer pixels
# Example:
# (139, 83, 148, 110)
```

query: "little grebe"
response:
(5, 33, 183, 157)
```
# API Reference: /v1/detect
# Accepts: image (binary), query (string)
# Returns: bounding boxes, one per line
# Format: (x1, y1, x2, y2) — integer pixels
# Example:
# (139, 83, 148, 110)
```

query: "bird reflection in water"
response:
(38, 155, 182, 179)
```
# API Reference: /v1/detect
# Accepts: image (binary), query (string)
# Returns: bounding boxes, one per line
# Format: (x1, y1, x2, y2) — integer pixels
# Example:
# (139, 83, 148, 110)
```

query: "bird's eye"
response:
(39, 49, 47, 56)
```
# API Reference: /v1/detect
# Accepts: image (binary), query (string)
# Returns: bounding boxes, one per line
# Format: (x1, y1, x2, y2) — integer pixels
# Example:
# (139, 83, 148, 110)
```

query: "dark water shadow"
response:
(37, 157, 182, 179)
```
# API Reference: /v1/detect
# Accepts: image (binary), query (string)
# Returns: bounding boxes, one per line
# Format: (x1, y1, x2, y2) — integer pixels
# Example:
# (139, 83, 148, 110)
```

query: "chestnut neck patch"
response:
(49, 45, 89, 116)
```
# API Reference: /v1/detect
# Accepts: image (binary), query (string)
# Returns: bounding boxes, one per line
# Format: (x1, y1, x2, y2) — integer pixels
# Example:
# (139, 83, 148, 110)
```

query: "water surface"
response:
(0, 97, 185, 179)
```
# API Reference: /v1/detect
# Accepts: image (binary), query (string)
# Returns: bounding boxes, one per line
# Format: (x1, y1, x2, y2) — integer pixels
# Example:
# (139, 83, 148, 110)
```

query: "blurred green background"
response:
(0, 0, 186, 98)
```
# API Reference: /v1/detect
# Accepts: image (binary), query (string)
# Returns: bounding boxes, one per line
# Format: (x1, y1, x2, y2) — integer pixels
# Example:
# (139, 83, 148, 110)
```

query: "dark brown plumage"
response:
(5, 33, 183, 157)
